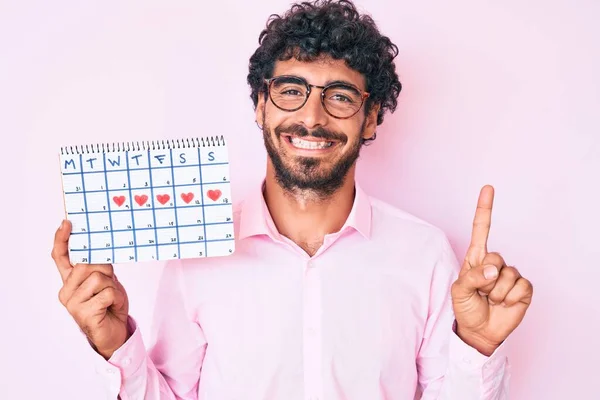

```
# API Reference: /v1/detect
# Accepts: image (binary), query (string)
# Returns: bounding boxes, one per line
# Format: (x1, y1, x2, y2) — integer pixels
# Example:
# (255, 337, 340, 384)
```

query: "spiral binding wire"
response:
(60, 136, 226, 155)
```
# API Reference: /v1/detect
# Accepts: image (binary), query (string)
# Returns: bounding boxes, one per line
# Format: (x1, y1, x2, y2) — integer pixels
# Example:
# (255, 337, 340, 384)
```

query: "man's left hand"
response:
(451, 185, 533, 356)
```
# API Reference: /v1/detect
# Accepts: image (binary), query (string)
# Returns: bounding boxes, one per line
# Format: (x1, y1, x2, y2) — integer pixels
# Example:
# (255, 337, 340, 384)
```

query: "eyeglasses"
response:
(264, 75, 370, 119)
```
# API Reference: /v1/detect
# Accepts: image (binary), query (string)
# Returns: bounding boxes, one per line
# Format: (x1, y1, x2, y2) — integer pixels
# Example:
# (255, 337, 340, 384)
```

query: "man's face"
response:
(255, 56, 378, 197)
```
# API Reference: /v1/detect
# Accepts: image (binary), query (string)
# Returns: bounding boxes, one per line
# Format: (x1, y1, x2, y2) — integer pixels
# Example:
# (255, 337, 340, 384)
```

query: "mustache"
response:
(274, 123, 347, 143)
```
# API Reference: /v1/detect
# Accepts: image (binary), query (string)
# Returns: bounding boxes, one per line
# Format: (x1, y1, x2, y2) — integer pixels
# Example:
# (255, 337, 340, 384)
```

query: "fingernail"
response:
(484, 265, 498, 279)
(59, 220, 64, 230)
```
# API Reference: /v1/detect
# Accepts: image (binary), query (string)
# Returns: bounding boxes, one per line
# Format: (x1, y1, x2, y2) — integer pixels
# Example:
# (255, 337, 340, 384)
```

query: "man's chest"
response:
(189, 246, 433, 373)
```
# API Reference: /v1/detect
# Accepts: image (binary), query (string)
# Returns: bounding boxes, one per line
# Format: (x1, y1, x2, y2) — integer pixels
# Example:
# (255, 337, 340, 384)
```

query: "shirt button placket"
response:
(303, 259, 323, 400)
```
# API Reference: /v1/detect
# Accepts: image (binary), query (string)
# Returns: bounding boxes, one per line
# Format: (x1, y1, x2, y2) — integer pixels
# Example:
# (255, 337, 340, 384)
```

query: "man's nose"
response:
(295, 89, 328, 129)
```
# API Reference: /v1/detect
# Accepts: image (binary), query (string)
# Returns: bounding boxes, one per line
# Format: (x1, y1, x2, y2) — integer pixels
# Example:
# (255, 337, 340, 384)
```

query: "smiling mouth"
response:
(285, 136, 335, 150)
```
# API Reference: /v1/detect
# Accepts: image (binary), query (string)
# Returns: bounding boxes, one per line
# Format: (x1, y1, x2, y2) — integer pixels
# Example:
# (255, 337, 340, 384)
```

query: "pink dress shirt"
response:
(90, 182, 510, 399)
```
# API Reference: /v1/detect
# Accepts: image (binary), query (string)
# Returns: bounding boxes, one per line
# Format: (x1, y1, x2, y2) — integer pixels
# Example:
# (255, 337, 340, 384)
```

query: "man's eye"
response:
(281, 89, 303, 96)
(330, 94, 353, 103)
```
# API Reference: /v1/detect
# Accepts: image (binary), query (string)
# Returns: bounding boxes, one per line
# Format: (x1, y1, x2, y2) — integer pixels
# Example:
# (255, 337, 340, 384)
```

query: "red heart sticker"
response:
(113, 196, 126, 207)
(135, 194, 148, 206)
(181, 192, 194, 204)
(156, 194, 170, 205)
(207, 189, 222, 201)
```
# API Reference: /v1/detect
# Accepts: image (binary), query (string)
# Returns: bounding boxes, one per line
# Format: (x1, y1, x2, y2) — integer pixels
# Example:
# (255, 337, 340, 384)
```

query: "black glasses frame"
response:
(264, 75, 370, 119)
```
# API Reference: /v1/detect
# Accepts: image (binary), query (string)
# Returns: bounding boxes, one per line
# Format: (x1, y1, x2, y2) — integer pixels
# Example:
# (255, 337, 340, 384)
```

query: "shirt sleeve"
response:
(89, 259, 207, 400)
(416, 233, 511, 400)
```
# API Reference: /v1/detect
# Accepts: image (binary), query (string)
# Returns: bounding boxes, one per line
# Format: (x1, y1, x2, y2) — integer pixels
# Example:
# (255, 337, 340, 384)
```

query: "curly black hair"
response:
(247, 0, 402, 128)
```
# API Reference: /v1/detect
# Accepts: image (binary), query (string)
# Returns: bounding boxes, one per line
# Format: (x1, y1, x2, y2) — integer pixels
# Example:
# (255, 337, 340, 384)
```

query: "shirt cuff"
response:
(449, 325, 510, 388)
(90, 316, 147, 395)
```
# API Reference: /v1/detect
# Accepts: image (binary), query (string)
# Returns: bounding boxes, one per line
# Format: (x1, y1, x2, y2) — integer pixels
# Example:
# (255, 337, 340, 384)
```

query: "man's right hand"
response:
(52, 220, 130, 360)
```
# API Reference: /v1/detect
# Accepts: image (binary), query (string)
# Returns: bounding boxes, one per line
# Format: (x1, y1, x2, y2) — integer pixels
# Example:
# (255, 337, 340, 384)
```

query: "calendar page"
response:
(58, 137, 235, 264)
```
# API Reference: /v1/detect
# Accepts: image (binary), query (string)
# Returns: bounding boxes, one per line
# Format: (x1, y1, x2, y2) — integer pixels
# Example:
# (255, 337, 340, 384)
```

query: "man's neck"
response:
(263, 171, 356, 257)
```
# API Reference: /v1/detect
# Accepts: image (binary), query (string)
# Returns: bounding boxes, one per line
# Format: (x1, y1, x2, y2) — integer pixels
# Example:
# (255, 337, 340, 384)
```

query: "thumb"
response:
(52, 219, 74, 282)
(453, 264, 499, 300)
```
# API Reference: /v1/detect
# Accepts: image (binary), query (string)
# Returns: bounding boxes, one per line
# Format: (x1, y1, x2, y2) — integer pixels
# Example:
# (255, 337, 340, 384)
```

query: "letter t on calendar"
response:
(58, 137, 235, 264)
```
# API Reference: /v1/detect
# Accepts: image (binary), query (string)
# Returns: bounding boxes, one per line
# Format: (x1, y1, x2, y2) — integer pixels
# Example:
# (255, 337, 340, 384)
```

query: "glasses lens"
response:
(323, 84, 364, 118)
(269, 76, 308, 111)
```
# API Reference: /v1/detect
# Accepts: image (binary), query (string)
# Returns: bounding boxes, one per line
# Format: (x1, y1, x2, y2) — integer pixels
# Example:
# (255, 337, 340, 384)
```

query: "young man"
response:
(51, 1, 533, 399)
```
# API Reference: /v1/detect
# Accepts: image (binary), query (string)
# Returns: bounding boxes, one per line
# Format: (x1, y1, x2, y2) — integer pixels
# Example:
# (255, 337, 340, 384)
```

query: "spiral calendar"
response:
(59, 136, 235, 264)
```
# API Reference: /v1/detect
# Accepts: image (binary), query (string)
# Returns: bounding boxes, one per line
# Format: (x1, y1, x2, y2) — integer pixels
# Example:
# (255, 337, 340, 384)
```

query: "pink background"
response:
(2, 1, 598, 398)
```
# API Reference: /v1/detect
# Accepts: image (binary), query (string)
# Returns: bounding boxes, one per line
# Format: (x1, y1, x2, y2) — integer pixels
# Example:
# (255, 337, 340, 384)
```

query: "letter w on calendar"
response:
(58, 137, 235, 264)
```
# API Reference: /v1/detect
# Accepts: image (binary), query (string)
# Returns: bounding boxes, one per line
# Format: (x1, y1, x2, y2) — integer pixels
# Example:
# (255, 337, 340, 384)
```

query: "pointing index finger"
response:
(51, 219, 73, 282)
(469, 185, 494, 256)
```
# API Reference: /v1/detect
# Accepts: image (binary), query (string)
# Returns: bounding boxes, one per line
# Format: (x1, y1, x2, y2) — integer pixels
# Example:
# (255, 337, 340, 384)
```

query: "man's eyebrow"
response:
(276, 74, 364, 90)
(324, 79, 363, 90)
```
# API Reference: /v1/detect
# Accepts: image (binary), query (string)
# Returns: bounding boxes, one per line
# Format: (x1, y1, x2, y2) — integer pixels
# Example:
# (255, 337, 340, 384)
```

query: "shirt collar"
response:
(238, 180, 372, 241)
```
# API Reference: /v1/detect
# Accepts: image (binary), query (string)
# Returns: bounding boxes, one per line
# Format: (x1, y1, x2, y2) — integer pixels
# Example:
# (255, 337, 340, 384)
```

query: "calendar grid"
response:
(102, 153, 115, 263)
(61, 162, 230, 176)
(147, 150, 159, 260)
(62, 180, 230, 195)
(79, 154, 92, 262)
(68, 237, 233, 252)
(66, 203, 226, 215)
(125, 152, 138, 261)
(169, 148, 182, 258)
(68, 220, 232, 235)
(198, 147, 208, 258)
(60, 137, 235, 264)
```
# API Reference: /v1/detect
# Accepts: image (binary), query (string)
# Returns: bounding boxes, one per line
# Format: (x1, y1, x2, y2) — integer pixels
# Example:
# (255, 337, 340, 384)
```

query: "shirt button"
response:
(462, 357, 471, 364)
(106, 368, 115, 374)
(123, 358, 131, 366)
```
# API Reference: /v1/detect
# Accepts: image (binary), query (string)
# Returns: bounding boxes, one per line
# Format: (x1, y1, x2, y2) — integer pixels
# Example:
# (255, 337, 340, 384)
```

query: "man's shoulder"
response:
(364, 194, 460, 272)
(367, 195, 449, 242)
(369, 196, 435, 226)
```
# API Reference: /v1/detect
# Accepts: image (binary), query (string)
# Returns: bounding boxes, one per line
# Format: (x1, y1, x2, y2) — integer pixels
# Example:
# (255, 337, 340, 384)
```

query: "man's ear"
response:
(362, 103, 380, 141)
(255, 92, 266, 128)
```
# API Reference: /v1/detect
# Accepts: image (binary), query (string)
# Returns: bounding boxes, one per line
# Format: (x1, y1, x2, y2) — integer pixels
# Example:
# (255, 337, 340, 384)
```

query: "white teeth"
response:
(290, 137, 333, 149)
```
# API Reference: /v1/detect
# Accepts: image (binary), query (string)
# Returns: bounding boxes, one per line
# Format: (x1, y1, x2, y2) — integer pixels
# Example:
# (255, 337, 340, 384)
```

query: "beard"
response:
(262, 119, 365, 198)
